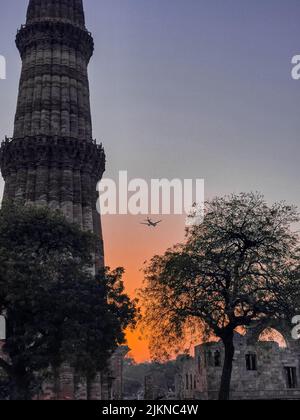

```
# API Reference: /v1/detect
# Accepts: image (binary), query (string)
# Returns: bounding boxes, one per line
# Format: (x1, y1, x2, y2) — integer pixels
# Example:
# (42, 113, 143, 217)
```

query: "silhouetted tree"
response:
(141, 193, 300, 400)
(0, 203, 137, 400)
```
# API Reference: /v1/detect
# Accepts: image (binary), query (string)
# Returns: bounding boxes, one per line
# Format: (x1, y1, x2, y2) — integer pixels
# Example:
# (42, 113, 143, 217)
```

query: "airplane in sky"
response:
(140, 218, 163, 228)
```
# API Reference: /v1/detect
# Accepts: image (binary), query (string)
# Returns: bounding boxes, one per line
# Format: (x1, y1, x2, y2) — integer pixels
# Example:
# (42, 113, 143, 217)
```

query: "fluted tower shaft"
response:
(0, 0, 105, 266)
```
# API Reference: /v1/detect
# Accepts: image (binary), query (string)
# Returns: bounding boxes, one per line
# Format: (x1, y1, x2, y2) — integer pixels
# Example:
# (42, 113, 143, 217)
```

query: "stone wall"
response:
(176, 327, 300, 400)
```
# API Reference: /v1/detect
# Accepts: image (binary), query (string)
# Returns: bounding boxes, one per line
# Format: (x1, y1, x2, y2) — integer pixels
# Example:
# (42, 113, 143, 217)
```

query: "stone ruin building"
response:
(175, 321, 300, 400)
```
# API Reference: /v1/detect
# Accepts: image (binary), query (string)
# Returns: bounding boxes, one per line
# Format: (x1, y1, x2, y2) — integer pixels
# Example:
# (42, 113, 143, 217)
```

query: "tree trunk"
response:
(10, 375, 31, 400)
(218, 332, 235, 401)
(9, 366, 33, 400)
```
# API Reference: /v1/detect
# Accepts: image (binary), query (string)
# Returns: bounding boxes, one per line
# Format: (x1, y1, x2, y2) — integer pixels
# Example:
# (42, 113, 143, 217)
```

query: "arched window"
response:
(245, 353, 257, 371)
(205, 351, 213, 367)
(198, 355, 201, 372)
(285, 367, 298, 389)
(214, 350, 221, 367)
(258, 328, 287, 348)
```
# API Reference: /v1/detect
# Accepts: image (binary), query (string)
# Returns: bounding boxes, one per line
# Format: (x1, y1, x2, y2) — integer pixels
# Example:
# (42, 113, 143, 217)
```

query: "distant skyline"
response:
(1, 0, 300, 361)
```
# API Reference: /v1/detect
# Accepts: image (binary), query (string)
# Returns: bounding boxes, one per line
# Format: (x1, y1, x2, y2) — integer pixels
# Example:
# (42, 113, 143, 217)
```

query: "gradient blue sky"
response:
(0, 0, 300, 202)
(1, 0, 300, 360)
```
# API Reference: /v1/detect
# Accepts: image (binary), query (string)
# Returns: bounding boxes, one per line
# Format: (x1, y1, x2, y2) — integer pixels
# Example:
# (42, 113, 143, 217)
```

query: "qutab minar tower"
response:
(0, 0, 105, 268)
(0, 0, 124, 400)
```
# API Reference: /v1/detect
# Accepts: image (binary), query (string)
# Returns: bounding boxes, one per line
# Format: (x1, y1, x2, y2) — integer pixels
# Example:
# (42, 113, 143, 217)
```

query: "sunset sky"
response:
(1, 0, 300, 362)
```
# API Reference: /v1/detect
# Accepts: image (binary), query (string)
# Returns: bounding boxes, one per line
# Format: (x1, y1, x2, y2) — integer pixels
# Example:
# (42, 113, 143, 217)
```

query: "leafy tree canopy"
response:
(141, 193, 300, 399)
(0, 202, 137, 400)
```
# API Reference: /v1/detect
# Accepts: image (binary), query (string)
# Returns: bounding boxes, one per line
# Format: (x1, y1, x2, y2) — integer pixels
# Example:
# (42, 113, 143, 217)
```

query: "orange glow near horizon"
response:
(102, 214, 186, 363)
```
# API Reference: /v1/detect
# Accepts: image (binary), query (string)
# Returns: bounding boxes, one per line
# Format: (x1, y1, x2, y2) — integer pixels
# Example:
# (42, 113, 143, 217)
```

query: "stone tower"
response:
(0, 0, 105, 267)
